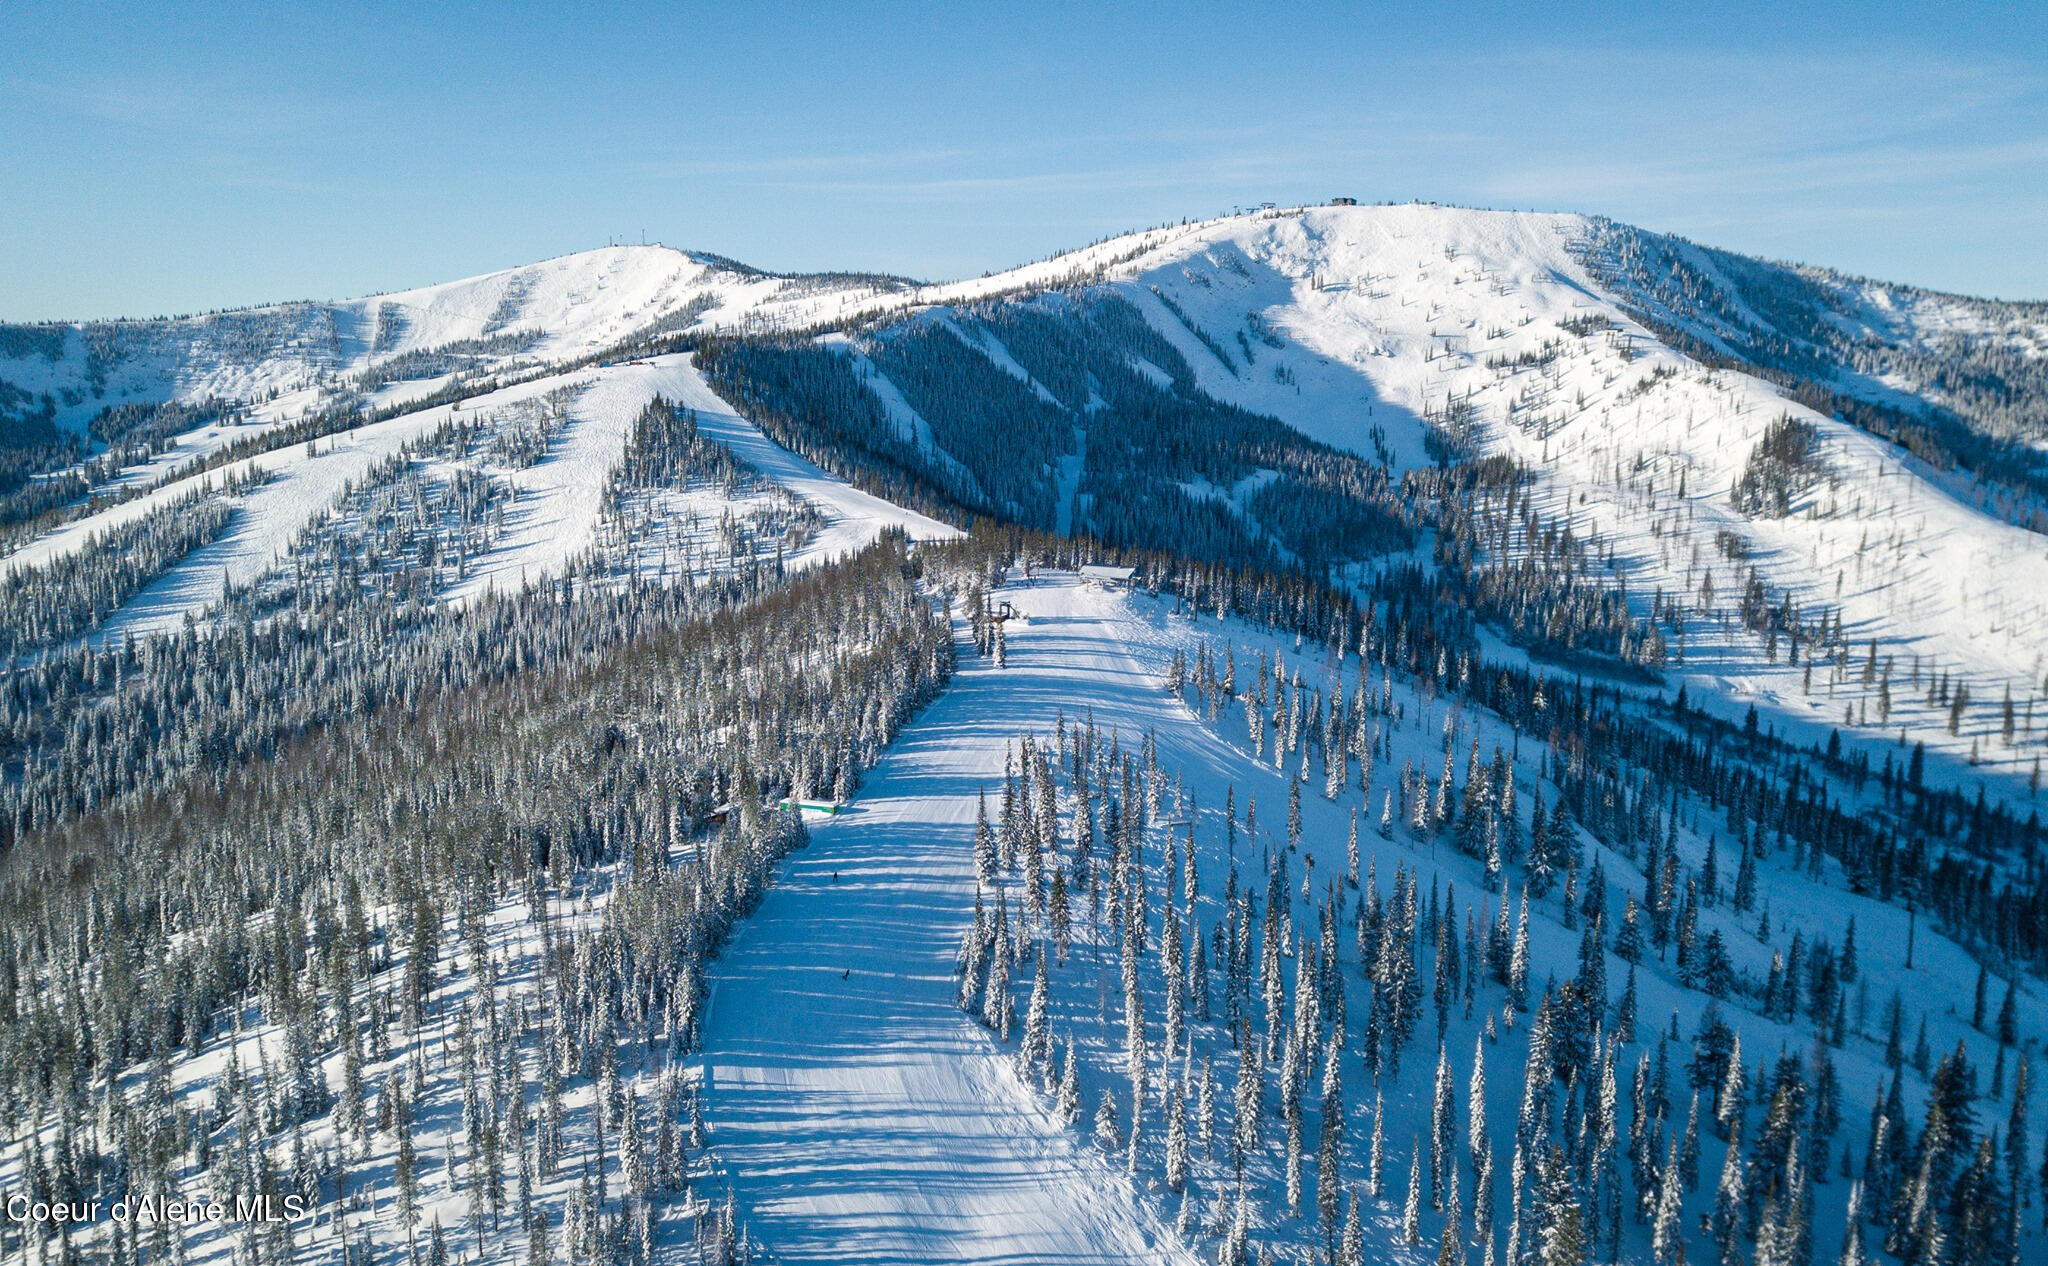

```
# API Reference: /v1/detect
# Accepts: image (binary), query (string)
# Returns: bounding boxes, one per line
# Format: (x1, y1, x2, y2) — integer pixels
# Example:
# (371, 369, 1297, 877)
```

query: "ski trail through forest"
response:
(696, 575, 1202, 1265)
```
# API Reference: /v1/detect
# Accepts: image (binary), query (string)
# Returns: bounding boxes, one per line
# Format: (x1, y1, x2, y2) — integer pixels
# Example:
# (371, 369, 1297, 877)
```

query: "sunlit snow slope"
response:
(2, 353, 953, 645)
(883, 205, 2048, 793)
(695, 577, 1202, 1266)
(0, 246, 911, 433)
(7, 204, 2043, 789)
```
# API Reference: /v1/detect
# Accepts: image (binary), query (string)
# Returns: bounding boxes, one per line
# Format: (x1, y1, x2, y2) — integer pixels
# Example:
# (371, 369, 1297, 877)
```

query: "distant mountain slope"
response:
(751, 204, 2048, 801)
(5, 204, 2046, 801)
(1579, 218, 2048, 451)
(0, 245, 912, 435)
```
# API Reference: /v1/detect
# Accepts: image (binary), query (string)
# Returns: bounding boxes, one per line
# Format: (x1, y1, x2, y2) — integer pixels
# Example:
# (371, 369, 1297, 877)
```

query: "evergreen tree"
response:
(1166, 1079, 1191, 1194)
(1652, 1137, 1684, 1265)
(1057, 1036, 1082, 1123)
(1434, 1041, 1456, 1209)
(1405, 1141, 1425, 1245)
(1093, 1088, 1124, 1153)
(1340, 1186, 1366, 1266)
(1371, 1090, 1387, 1199)
(1534, 1144, 1588, 1266)
(1021, 947, 1053, 1086)
(1709, 1119, 1747, 1266)
(975, 789, 999, 885)
(1318, 1046, 1346, 1243)
(1469, 1034, 1489, 1179)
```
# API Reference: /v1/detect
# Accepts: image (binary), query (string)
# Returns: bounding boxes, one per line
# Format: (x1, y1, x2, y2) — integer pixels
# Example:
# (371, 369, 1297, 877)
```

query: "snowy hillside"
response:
(0, 354, 950, 649)
(1114, 207, 2048, 795)
(0, 246, 917, 436)
(1577, 219, 2048, 451)
(0, 206, 2041, 1266)
(771, 204, 2048, 800)
(926, 569, 2043, 1266)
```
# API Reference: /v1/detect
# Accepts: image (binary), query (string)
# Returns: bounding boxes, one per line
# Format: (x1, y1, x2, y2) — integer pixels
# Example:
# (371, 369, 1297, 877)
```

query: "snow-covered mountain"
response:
(0, 246, 919, 434)
(754, 205, 2048, 796)
(0, 205, 2041, 1266)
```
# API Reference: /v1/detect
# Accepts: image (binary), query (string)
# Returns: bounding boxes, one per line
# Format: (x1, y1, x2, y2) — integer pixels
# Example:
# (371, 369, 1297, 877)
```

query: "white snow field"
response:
(79, 373, 587, 639)
(694, 575, 1201, 1266)
(434, 354, 956, 605)
(3, 206, 2041, 1266)
(659, 353, 960, 553)
(433, 366, 660, 603)
(1136, 208, 2048, 795)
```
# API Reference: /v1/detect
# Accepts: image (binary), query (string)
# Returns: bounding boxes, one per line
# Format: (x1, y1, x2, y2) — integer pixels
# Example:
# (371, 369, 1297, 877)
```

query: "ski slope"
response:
(660, 353, 959, 553)
(831, 203, 2048, 796)
(695, 576, 1201, 1266)
(79, 373, 586, 640)
(5, 206, 2042, 1266)
(695, 569, 2041, 1265)
(1094, 206, 2048, 793)
(3, 352, 953, 646)
(444, 353, 959, 604)
(437, 366, 652, 603)
(19, 205, 2040, 797)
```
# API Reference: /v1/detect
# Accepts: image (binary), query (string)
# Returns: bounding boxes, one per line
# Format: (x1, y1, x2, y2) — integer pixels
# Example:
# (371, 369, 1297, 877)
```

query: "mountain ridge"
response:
(8, 204, 2042, 445)
(5, 202, 2046, 800)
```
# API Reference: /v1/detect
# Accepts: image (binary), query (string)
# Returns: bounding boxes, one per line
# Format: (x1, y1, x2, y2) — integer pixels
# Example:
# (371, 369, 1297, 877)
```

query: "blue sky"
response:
(4, 2, 2044, 320)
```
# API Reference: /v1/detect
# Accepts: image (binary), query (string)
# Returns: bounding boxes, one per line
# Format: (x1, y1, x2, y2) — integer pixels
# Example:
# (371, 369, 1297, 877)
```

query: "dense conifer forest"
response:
(704, 294, 1413, 569)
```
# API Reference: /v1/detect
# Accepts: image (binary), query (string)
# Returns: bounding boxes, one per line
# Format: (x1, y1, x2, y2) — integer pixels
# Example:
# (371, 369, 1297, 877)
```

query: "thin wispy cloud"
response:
(1483, 137, 2048, 207)
(4, 70, 344, 145)
(625, 147, 988, 179)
